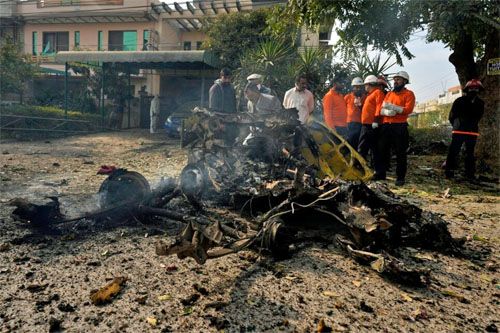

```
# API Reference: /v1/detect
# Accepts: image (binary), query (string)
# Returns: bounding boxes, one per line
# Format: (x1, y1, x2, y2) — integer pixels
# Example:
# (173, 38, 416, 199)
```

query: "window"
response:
(143, 30, 150, 50)
(74, 31, 80, 48)
(183, 41, 191, 51)
(32, 32, 38, 55)
(108, 31, 137, 51)
(42, 32, 69, 54)
(98, 31, 103, 51)
(319, 31, 329, 41)
(196, 41, 203, 50)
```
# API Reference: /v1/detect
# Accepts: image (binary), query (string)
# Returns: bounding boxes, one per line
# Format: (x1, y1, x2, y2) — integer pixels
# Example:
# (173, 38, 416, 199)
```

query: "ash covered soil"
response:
(0, 129, 498, 333)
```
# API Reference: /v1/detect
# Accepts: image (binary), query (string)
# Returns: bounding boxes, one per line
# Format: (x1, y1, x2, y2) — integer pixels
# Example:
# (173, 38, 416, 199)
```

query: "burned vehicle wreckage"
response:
(9, 106, 462, 286)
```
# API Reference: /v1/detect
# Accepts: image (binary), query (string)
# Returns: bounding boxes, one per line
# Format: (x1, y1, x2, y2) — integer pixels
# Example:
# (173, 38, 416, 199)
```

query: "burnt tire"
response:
(98, 170, 151, 209)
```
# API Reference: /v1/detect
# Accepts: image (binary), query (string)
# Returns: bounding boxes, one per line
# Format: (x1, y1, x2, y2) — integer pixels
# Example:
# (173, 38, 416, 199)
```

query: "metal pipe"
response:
(64, 62, 68, 118)
(100, 63, 105, 126)
(127, 68, 131, 129)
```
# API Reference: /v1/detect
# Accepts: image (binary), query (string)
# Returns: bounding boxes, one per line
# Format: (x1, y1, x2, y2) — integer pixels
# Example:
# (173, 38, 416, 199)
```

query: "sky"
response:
(329, 30, 460, 104)
(385, 37, 460, 103)
(161, 1, 459, 103)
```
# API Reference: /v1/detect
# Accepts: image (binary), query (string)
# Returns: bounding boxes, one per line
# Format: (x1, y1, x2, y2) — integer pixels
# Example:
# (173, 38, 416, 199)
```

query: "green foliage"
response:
(34, 84, 97, 113)
(202, 10, 272, 69)
(235, 40, 333, 100)
(407, 104, 452, 128)
(273, 0, 498, 70)
(0, 38, 37, 97)
(69, 63, 130, 110)
(346, 54, 397, 80)
(2, 104, 101, 122)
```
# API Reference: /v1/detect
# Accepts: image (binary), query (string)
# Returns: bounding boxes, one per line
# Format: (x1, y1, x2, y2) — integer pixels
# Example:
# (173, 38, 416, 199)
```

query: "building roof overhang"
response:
(54, 50, 220, 70)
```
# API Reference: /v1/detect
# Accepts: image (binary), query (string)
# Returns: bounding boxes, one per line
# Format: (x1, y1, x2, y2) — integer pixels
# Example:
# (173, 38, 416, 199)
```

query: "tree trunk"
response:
(476, 30, 500, 174)
(449, 29, 499, 174)
(448, 31, 476, 85)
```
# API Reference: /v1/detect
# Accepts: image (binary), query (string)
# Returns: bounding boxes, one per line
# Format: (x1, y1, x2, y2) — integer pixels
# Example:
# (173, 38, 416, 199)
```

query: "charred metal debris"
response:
(8, 107, 462, 286)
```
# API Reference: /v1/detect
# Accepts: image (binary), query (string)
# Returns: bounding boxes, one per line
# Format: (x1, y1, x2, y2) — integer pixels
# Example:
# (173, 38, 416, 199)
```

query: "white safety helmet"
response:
(247, 73, 263, 81)
(394, 71, 410, 83)
(351, 77, 364, 86)
(364, 75, 378, 85)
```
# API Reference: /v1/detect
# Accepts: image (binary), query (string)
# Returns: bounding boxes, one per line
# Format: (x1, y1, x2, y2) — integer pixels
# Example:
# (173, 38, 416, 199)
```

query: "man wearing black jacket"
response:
(445, 79, 485, 180)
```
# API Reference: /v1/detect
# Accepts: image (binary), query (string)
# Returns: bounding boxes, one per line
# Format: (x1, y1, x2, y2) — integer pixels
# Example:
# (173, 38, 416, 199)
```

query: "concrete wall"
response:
(17, 0, 155, 15)
(24, 22, 157, 54)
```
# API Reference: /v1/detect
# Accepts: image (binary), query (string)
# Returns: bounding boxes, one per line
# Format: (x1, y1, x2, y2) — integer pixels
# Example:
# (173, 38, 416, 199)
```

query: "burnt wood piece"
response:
(9, 197, 64, 229)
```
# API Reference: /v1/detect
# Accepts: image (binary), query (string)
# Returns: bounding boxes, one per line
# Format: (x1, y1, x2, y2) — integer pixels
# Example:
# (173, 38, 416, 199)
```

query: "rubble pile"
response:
(8, 107, 462, 286)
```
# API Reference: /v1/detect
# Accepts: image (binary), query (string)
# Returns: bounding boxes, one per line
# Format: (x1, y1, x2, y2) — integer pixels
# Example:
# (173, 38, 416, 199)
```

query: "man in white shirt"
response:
(283, 74, 315, 124)
(244, 82, 282, 114)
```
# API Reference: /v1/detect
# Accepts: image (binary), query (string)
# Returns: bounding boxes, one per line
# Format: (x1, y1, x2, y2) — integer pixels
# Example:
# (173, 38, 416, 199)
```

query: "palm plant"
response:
(346, 53, 397, 79)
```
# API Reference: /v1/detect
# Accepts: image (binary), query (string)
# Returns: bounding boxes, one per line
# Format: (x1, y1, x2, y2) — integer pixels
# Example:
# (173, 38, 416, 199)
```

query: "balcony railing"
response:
(37, 0, 123, 8)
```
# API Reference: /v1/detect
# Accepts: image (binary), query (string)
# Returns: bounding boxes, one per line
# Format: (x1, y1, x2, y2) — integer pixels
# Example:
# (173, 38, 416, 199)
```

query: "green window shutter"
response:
(32, 32, 38, 55)
(123, 31, 137, 51)
(74, 31, 80, 48)
(143, 30, 150, 50)
(98, 31, 103, 51)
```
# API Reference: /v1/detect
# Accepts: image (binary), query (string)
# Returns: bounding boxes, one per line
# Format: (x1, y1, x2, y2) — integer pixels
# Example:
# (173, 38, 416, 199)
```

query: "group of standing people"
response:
(323, 71, 415, 186)
(208, 67, 485, 184)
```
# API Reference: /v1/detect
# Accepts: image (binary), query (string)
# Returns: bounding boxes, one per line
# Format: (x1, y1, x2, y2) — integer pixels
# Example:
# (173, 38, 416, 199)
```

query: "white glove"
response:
(380, 108, 397, 116)
(382, 102, 404, 114)
(392, 105, 403, 114)
(372, 122, 379, 129)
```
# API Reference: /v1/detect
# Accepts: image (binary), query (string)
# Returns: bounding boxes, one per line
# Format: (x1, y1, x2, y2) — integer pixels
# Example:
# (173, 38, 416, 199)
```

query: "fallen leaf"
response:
(157, 294, 172, 301)
(441, 289, 470, 303)
(472, 234, 488, 242)
(322, 291, 340, 297)
(352, 280, 362, 287)
(146, 316, 157, 327)
(182, 306, 193, 316)
(401, 292, 413, 302)
(479, 274, 493, 283)
(370, 257, 385, 273)
(90, 276, 127, 305)
(316, 318, 332, 332)
(413, 253, 435, 261)
(411, 307, 430, 321)
(441, 188, 451, 198)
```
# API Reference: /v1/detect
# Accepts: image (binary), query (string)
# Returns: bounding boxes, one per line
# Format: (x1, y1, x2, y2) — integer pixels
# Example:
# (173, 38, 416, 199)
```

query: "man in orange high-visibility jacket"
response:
(445, 79, 484, 181)
(375, 71, 415, 186)
(323, 78, 348, 138)
(344, 77, 366, 149)
(358, 75, 384, 162)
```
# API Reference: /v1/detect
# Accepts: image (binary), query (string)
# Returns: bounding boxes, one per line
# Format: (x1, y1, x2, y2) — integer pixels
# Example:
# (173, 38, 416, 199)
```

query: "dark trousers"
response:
(335, 126, 348, 139)
(445, 133, 477, 178)
(376, 123, 409, 180)
(358, 124, 377, 161)
(347, 122, 362, 149)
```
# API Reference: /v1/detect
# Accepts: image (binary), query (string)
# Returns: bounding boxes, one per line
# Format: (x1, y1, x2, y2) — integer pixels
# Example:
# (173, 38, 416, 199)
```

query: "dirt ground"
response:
(0, 130, 498, 333)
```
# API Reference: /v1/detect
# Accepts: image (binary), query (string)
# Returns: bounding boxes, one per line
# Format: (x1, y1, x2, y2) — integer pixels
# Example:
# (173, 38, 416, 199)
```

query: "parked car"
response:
(164, 113, 188, 138)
